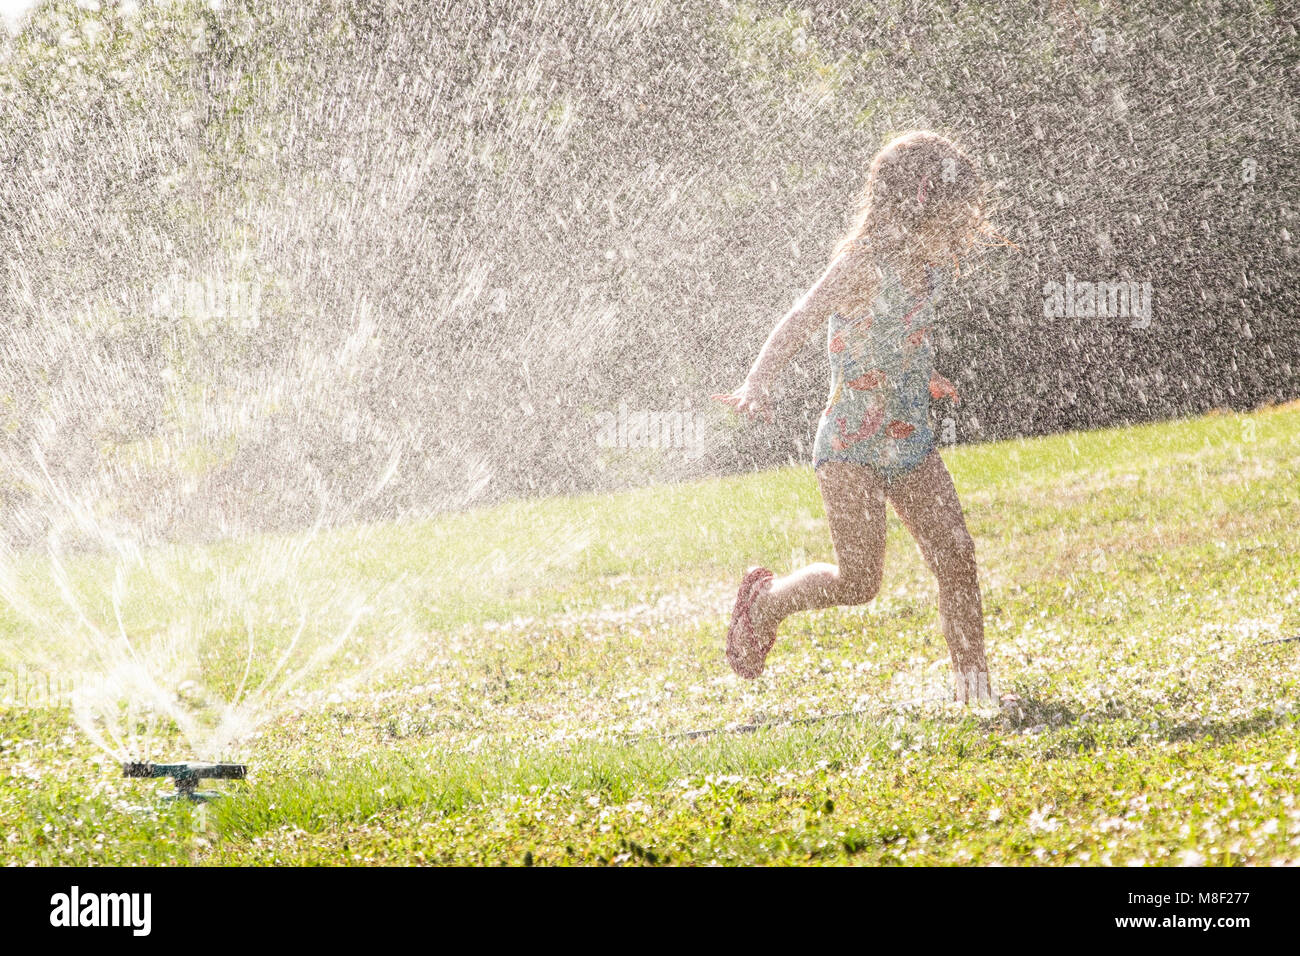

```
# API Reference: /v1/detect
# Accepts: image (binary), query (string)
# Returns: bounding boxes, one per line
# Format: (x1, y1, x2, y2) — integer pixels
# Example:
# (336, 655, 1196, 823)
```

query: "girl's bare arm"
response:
(713, 246, 873, 418)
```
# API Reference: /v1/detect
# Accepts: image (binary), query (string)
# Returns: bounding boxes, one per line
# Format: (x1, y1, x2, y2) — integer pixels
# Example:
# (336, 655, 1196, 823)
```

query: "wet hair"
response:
(833, 130, 987, 262)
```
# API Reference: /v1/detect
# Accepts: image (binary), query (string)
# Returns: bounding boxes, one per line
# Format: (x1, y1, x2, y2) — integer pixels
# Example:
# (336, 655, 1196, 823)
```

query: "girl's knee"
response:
(953, 528, 977, 562)
(837, 567, 881, 605)
(937, 528, 977, 574)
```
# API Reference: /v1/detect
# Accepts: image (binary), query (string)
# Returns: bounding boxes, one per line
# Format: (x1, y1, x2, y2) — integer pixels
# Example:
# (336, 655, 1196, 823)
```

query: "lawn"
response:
(1, 402, 1297, 865)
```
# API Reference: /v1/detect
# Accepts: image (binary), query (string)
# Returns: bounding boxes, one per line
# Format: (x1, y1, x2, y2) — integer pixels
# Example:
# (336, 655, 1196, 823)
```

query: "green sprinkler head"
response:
(123, 761, 247, 802)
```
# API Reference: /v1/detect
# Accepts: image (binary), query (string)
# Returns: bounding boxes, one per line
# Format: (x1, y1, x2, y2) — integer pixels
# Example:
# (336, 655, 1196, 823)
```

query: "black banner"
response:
(2, 866, 1283, 941)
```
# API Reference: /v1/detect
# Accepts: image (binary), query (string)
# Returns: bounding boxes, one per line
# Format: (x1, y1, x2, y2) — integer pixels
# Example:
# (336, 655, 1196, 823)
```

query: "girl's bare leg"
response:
(885, 449, 992, 702)
(750, 461, 887, 643)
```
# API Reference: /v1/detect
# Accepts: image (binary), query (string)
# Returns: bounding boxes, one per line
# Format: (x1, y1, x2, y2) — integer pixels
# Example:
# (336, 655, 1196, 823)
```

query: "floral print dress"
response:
(811, 259, 947, 482)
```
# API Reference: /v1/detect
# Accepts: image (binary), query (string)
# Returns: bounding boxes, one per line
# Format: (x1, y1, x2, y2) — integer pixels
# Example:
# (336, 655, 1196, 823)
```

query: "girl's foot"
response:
(725, 567, 775, 679)
(748, 581, 781, 665)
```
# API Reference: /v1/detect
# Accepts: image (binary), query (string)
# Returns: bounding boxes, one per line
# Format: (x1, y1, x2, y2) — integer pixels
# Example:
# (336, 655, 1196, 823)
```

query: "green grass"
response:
(1, 402, 1298, 865)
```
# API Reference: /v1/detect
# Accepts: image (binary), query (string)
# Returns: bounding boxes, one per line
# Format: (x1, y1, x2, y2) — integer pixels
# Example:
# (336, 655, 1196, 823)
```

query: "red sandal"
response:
(725, 566, 775, 679)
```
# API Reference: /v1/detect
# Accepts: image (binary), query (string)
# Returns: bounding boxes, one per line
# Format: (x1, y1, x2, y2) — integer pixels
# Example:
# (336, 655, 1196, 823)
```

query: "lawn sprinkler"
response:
(123, 762, 247, 802)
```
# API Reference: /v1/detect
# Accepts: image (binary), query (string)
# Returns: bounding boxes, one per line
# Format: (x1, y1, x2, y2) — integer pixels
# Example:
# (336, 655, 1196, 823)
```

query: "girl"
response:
(713, 130, 997, 704)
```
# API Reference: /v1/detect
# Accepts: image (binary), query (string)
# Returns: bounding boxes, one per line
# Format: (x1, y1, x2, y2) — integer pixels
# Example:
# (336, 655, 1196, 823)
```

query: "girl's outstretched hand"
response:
(711, 378, 774, 423)
(928, 370, 960, 404)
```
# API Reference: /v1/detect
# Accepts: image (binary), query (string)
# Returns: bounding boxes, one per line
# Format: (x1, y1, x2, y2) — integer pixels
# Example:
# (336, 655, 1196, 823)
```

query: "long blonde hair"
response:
(833, 130, 989, 265)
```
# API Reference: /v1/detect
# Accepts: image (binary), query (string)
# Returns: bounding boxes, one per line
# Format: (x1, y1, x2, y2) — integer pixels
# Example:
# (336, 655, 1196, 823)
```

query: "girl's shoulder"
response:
(822, 240, 882, 316)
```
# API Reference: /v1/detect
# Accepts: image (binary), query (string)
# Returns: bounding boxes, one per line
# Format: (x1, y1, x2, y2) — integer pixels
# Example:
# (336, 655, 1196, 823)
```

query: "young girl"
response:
(713, 130, 996, 704)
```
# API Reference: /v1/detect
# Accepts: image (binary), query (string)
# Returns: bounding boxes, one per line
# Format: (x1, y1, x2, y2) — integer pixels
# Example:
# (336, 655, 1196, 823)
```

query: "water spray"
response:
(123, 761, 247, 802)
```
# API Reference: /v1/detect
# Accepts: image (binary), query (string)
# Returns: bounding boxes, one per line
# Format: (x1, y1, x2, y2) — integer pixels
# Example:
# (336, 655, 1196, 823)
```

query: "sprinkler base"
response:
(123, 762, 247, 802)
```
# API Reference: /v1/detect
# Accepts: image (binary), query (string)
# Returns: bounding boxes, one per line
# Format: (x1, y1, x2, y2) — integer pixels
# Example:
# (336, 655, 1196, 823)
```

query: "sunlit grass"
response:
(1, 402, 1297, 864)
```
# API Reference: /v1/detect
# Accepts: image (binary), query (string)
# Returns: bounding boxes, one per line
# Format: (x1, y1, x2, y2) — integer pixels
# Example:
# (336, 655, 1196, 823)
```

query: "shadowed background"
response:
(1, 0, 1295, 541)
